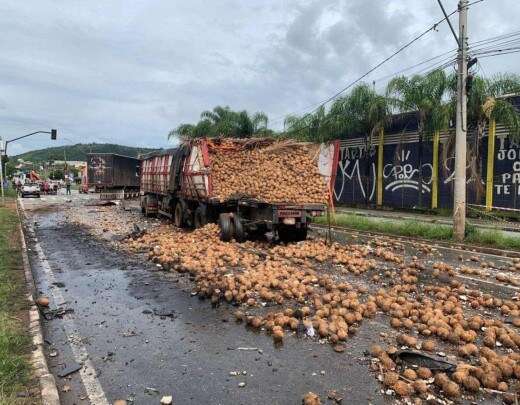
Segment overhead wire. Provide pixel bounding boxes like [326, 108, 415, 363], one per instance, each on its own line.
[274, 0, 492, 134]
[271, 1, 494, 127]
[268, 6, 463, 126]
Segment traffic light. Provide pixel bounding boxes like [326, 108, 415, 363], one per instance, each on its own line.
[51, 129, 57, 140]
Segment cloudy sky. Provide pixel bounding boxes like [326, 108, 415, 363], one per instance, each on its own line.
[1, 0, 519, 155]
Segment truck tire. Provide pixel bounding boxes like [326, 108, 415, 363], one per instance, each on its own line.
[194, 205, 208, 229]
[174, 202, 186, 228]
[278, 225, 308, 243]
[232, 215, 245, 242]
[219, 213, 234, 242]
[293, 226, 308, 242]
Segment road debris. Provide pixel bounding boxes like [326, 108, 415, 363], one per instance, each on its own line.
[302, 391, 321, 405]
[35, 296, 50, 307]
[160, 395, 173, 404]
[60, 192, 520, 403]
[57, 363, 82, 378]
[42, 307, 74, 320]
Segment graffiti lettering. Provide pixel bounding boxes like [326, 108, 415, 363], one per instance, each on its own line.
[383, 150, 432, 193]
[335, 145, 377, 202]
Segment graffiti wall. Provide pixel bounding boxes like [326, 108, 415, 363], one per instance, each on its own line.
[334, 130, 489, 210]
[333, 138, 376, 205]
[484, 128, 520, 210]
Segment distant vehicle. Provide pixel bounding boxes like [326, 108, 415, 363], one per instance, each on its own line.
[86, 153, 140, 194]
[20, 183, 40, 198]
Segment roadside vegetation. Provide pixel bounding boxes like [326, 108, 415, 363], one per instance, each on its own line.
[315, 213, 520, 251]
[167, 71, 520, 143]
[0, 201, 32, 404]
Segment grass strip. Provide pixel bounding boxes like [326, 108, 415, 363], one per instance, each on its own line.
[0, 201, 31, 403]
[315, 213, 520, 251]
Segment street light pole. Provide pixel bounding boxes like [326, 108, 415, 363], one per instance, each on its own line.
[0, 130, 57, 206]
[453, 0, 468, 241]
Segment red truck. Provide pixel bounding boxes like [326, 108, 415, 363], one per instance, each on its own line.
[139, 138, 339, 242]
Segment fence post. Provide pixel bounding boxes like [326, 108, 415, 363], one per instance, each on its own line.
[377, 128, 384, 206]
[431, 131, 440, 209]
[485, 118, 496, 211]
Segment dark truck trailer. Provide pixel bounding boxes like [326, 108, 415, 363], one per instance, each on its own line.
[139, 138, 339, 243]
[87, 153, 140, 192]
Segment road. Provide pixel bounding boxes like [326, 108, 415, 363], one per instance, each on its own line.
[19, 193, 518, 404]
[21, 194, 385, 405]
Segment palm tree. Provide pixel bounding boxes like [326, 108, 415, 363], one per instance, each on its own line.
[446, 73, 520, 203]
[386, 69, 451, 207]
[168, 106, 271, 140]
[284, 105, 331, 143]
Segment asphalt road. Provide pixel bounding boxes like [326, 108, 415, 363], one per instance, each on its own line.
[19, 193, 518, 405]
[21, 194, 387, 405]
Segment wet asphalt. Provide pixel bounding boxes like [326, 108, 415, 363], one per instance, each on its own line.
[23, 198, 387, 405]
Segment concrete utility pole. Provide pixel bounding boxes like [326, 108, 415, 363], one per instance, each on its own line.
[453, 0, 468, 241]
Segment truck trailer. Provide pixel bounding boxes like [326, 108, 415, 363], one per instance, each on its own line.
[86, 153, 140, 193]
[140, 138, 338, 242]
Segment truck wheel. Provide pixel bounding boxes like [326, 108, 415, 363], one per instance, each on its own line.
[194, 205, 208, 229]
[219, 213, 234, 242]
[233, 215, 245, 242]
[293, 226, 308, 242]
[278, 225, 296, 243]
[174, 202, 185, 228]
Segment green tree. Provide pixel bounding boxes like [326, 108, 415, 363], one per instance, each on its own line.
[168, 106, 271, 140]
[284, 106, 331, 143]
[386, 69, 451, 207]
[458, 73, 520, 141]
[284, 84, 389, 144]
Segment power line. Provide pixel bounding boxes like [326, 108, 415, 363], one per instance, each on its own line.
[271, 2, 491, 126]
[269, 6, 463, 125]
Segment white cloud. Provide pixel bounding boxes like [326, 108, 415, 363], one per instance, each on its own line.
[0, 0, 519, 153]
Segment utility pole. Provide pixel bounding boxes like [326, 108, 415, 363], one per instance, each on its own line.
[453, 0, 468, 241]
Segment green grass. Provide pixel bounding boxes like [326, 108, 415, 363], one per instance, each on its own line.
[316, 213, 520, 251]
[0, 201, 31, 403]
[1, 188, 18, 199]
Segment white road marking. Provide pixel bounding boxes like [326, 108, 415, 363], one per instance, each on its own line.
[29, 224, 109, 405]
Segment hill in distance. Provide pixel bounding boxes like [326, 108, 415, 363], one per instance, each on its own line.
[13, 143, 161, 163]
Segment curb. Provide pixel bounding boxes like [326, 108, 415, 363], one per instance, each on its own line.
[17, 201, 60, 405]
[311, 223, 520, 259]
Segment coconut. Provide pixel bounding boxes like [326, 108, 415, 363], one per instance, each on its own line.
[442, 381, 460, 398]
[302, 392, 321, 405]
[383, 372, 399, 387]
[497, 381, 509, 392]
[421, 340, 436, 352]
[402, 369, 417, 381]
[416, 367, 432, 379]
[393, 381, 413, 397]
[412, 380, 428, 395]
[35, 296, 50, 307]
[370, 345, 384, 357]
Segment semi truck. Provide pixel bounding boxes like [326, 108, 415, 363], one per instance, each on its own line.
[86, 153, 140, 194]
[140, 138, 339, 242]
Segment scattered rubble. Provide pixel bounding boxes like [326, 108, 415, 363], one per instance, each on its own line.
[65, 198, 520, 403]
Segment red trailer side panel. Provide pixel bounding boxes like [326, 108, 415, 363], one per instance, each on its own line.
[140, 153, 173, 195]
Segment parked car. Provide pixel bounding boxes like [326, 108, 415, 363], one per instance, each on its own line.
[20, 183, 41, 198]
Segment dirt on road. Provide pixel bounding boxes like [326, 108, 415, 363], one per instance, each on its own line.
[20, 193, 520, 404]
